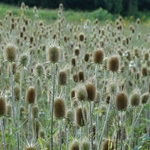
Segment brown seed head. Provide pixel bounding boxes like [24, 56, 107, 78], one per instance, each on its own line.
[20, 54, 28, 66]
[34, 63, 45, 77]
[26, 86, 36, 104]
[130, 92, 140, 106]
[32, 105, 39, 118]
[0, 97, 6, 117]
[6, 104, 12, 116]
[102, 139, 114, 150]
[14, 85, 20, 101]
[141, 65, 148, 76]
[78, 70, 84, 82]
[84, 53, 90, 62]
[54, 97, 66, 119]
[71, 57, 76, 66]
[108, 55, 119, 72]
[141, 93, 149, 104]
[93, 49, 104, 64]
[116, 92, 128, 111]
[69, 140, 80, 150]
[74, 47, 80, 56]
[76, 86, 87, 101]
[81, 141, 90, 150]
[79, 33, 85, 42]
[76, 107, 87, 127]
[85, 83, 96, 101]
[4, 43, 17, 62]
[66, 109, 74, 124]
[47, 46, 59, 63]
[58, 70, 67, 85]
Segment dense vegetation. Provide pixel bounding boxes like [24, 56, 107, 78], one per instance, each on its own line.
[1, 0, 150, 16]
[0, 2, 150, 150]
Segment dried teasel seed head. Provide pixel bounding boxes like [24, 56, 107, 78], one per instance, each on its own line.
[34, 63, 45, 77]
[6, 103, 12, 116]
[73, 74, 78, 83]
[84, 53, 90, 62]
[76, 85, 87, 101]
[19, 54, 29, 66]
[93, 49, 104, 64]
[66, 109, 74, 124]
[79, 33, 85, 42]
[78, 70, 84, 82]
[102, 139, 114, 150]
[69, 140, 80, 150]
[47, 46, 59, 63]
[81, 141, 90, 150]
[71, 57, 76, 66]
[107, 81, 117, 94]
[32, 105, 39, 118]
[108, 55, 119, 72]
[14, 85, 20, 101]
[58, 70, 67, 85]
[26, 86, 36, 104]
[54, 97, 66, 119]
[76, 107, 87, 127]
[70, 89, 76, 100]
[74, 47, 80, 56]
[141, 92, 149, 104]
[141, 65, 148, 76]
[130, 92, 140, 106]
[4, 43, 17, 62]
[85, 82, 96, 101]
[116, 92, 128, 111]
[0, 97, 6, 117]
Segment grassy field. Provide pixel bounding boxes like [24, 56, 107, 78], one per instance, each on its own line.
[0, 2, 150, 150]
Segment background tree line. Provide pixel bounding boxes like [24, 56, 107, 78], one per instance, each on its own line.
[1, 0, 150, 16]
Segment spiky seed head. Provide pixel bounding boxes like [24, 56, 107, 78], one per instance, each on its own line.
[130, 92, 140, 106]
[32, 105, 39, 118]
[20, 54, 28, 66]
[66, 109, 74, 124]
[76, 107, 87, 127]
[78, 70, 84, 82]
[34, 63, 45, 77]
[102, 139, 114, 150]
[4, 43, 17, 62]
[108, 55, 119, 72]
[47, 46, 59, 63]
[26, 86, 36, 104]
[141, 65, 148, 76]
[73, 74, 78, 83]
[93, 49, 104, 64]
[0, 97, 6, 117]
[106, 95, 110, 104]
[14, 85, 20, 101]
[58, 70, 67, 85]
[76, 85, 88, 101]
[71, 57, 76, 66]
[116, 92, 128, 111]
[6, 104, 12, 116]
[70, 89, 76, 99]
[84, 53, 90, 62]
[54, 97, 66, 119]
[107, 81, 117, 94]
[79, 33, 85, 42]
[25, 146, 37, 150]
[141, 93, 149, 104]
[85, 83, 96, 101]
[74, 47, 80, 56]
[81, 141, 90, 150]
[69, 140, 80, 150]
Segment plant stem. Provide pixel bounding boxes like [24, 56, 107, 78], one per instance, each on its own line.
[28, 104, 32, 142]
[1, 118, 6, 150]
[89, 102, 93, 150]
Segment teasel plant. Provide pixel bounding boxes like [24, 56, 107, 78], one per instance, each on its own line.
[46, 45, 59, 150]
[3, 43, 20, 150]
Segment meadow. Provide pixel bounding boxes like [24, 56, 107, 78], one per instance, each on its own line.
[0, 2, 150, 150]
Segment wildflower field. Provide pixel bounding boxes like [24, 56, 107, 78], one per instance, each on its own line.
[0, 2, 150, 150]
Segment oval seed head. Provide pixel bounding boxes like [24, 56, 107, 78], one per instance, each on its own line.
[54, 97, 66, 119]
[14, 85, 20, 101]
[19, 54, 29, 66]
[25, 146, 37, 150]
[141, 65, 148, 76]
[79, 33, 85, 42]
[66, 109, 74, 124]
[141, 93, 149, 104]
[71, 57, 76, 66]
[26, 86, 36, 104]
[69, 140, 80, 150]
[34, 63, 45, 77]
[74, 47, 80, 56]
[4, 43, 17, 62]
[70, 89, 76, 100]
[78, 70, 84, 82]
[108, 55, 119, 72]
[76, 107, 87, 127]
[0, 97, 6, 117]
[81, 141, 90, 150]
[58, 70, 67, 85]
[32, 105, 39, 118]
[102, 139, 114, 150]
[85, 82, 96, 101]
[47, 46, 59, 63]
[84, 53, 90, 62]
[116, 92, 128, 111]
[93, 49, 104, 64]
[107, 81, 117, 94]
[130, 92, 140, 106]
[76, 85, 88, 101]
